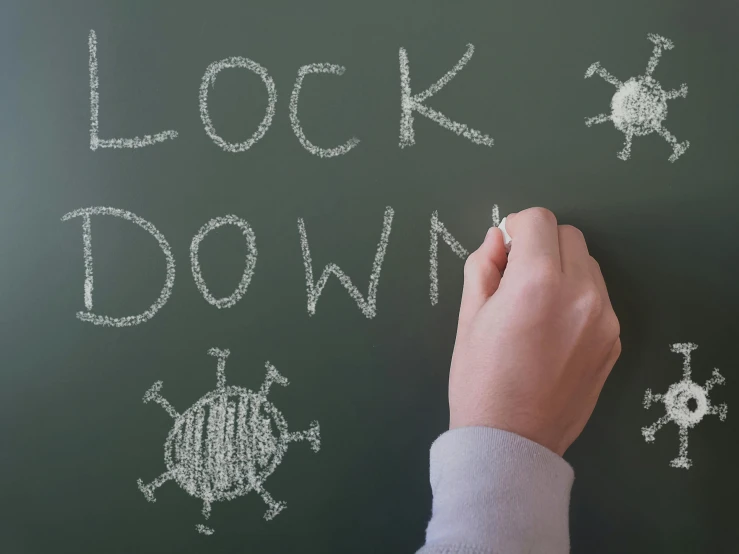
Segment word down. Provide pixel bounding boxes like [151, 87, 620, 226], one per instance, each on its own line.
[88, 30, 493, 153]
[61, 205, 500, 327]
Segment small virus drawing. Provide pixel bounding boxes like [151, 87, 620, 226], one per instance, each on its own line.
[137, 348, 321, 535]
[585, 33, 689, 162]
[642, 343, 728, 469]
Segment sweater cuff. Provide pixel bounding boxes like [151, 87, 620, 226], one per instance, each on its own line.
[423, 427, 574, 553]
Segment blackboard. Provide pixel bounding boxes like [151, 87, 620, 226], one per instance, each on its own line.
[2, 0, 738, 552]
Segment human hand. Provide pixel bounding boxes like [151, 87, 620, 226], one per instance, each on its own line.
[448, 208, 621, 456]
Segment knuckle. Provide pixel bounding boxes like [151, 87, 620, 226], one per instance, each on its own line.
[577, 285, 603, 317]
[604, 311, 621, 339]
[526, 207, 557, 226]
[613, 337, 623, 356]
[589, 256, 601, 271]
[560, 224, 585, 242]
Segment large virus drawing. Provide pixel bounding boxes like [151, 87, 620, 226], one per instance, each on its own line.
[642, 343, 727, 469]
[137, 348, 321, 535]
[585, 33, 689, 162]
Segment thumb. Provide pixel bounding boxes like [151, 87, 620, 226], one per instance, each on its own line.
[458, 227, 508, 330]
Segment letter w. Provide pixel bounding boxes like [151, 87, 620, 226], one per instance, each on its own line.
[298, 207, 394, 319]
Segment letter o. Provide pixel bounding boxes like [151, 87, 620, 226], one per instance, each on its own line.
[199, 56, 277, 152]
[190, 216, 258, 308]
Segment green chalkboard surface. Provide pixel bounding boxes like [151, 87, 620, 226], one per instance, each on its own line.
[2, 0, 739, 552]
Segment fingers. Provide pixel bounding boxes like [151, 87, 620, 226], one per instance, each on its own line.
[558, 225, 590, 276]
[504, 208, 561, 268]
[458, 227, 508, 330]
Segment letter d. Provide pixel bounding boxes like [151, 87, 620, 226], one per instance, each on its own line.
[61, 207, 175, 327]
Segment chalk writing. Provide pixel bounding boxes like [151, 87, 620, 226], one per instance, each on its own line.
[290, 64, 360, 157]
[585, 33, 689, 162]
[642, 343, 728, 469]
[61, 206, 511, 322]
[87, 31, 502, 154]
[399, 44, 494, 148]
[199, 57, 277, 152]
[137, 348, 320, 535]
[88, 30, 178, 150]
[61, 207, 176, 327]
[430, 206, 500, 305]
[190, 216, 258, 309]
[298, 207, 394, 318]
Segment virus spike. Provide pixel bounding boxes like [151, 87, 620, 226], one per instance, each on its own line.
[642, 414, 670, 442]
[289, 420, 321, 453]
[670, 342, 697, 378]
[585, 113, 611, 127]
[142, 381, 179, 418]
[259, 487, 287, 521]
[645, 33, 674, 76]
[704, 368, 726, 392]
[208, 348, 230, 391]
[196, 524, 214, 535]
[711, 403, 728, 421]
[643, 389, 663, 409]
[584, 62, 622, 87]
[669, 426, 692, 469]
[666, 83, 688, 100]
[260, 362, 289, 396]
[655, 124, 690, 163]
[616, 132, 633, 161]
[137, 472, 173, 502]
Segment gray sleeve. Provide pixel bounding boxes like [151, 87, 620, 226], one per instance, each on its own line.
[416, 427, 574, 554]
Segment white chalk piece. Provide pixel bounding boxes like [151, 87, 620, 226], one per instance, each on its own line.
[298, 207, 394, 318]
[88, 30, 178, 150]
[498, 216, 512, 253]
[642, 343, 728, 469]
[199, 57, 277, 152]
[61, 207, 176, 327]
[290, 63, 360, 157]
[430, 205, 501, 305]
[585, 33, 689, 162]
[399, 44, 494, 148]
[190, 216, 258, 309]
[137, 348, 320, 535]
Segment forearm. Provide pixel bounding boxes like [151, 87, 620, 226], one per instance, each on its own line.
[416, 427, 574, 554]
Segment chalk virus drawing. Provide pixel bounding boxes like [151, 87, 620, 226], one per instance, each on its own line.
[137, 348, 320, 535]
[584, 33, 689, 162]
[430, 205, 500, 305]
[642, 343, 728, 469]
[88, 30, 178, 150]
